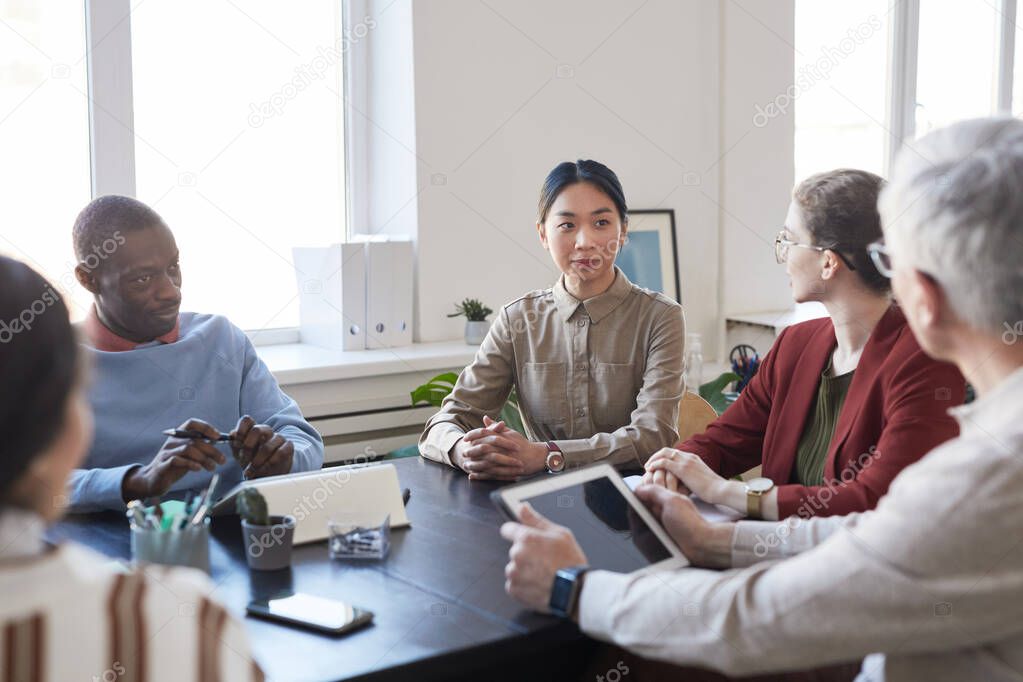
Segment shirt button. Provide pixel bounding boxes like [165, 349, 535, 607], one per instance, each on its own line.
[577, 320, 586, 327]
[576, 408, 585, 417]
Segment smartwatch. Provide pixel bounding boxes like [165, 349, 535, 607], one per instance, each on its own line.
[549, 565, 589, 618]
[545, 441, 566, 473]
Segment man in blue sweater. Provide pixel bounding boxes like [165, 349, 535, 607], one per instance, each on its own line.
[68, 196, 324, 511]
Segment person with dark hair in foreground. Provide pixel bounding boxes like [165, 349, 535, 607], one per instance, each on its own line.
[0, 256, 262, 680]
[419, 159, 685, 480]
[68, 195, 323, 511]
[502, 118, 1023, 681]
[641, 169, 964, 521]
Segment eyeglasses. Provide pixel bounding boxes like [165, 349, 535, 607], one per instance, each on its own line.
[774, 230, 857, 271]
[866, 240, 892, 278]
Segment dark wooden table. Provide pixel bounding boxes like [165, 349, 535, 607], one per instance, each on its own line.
[51, 457, 597, 682]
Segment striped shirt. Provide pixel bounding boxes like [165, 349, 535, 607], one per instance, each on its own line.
[0, 510, 263, 682]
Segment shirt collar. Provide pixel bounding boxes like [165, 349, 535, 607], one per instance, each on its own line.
[949, 364, 1023, 432]
[552, 266, 635, 324]
[84, 305, 180, 352]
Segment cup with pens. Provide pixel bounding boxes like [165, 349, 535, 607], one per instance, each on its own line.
[127, 473, 219, 574]
[729, 343, 761, 392]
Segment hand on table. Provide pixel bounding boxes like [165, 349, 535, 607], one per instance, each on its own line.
[642, 448, 728, 503]
[451, 415, 546, 481]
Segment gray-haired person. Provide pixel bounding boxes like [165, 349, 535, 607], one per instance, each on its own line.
[500, 117, 1023, 681]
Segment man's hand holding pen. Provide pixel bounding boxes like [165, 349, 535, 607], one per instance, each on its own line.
[121, 415, 295, 502]
[122, 418, 226, 502]
[230, 415, 295, 480]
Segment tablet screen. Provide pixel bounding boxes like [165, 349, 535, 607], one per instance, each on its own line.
[520, 476, 671, 573]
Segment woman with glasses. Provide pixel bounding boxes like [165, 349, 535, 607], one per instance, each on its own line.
[642, 169, 965, 520]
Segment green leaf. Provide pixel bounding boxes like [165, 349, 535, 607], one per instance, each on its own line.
[448, 298, 493, 321]
[698, 371, 741, 415]
[410, 372, 460, 406]
[499, 388, 525, 434]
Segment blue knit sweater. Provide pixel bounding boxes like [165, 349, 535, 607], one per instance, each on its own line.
[69, 313, 323, 511]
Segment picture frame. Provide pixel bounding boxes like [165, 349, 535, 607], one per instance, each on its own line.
[617, 209, 680, 302]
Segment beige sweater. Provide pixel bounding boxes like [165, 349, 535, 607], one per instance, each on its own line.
[579, 366, 1023, 681]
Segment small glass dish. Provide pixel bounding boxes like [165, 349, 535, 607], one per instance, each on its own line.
[327, 513, 391, 560]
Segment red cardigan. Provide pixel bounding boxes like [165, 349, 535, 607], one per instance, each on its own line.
[681, 306, 965, 518]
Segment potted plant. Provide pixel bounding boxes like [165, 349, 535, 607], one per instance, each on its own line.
[237, 488, 296, 571]
[448, 298, 493, 345]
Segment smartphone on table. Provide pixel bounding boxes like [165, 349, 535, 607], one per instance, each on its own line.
[246, 592, 373, 635]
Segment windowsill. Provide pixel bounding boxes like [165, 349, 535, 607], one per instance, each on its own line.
[257, 339, 478, 386]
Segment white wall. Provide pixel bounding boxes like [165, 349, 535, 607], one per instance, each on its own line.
[361, 0, 795, 359]
[718, 0, 795, 342]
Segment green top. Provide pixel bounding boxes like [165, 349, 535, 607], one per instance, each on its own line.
[794, 359, 855, 486]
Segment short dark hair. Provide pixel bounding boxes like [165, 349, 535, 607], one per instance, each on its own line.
[72, 195, 165, 264]
[0, 256, 80, 505]
[538, 160, 628, 225]
[793, 169, 889, 294]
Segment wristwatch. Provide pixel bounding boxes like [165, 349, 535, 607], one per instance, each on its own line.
[549, 565, 588, 618]
[545, 441, 566, 473]
[745, 477, 775, 519]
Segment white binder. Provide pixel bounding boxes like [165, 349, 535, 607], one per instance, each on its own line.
[360, 236, 414, 349]
[211, 463, 410, 546]
[292, 243, 366, 351]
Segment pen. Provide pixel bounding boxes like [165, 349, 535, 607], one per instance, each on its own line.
[126, 500, 145, 530]
[189, 473, 219, 526]
[162, 428, 232, 442]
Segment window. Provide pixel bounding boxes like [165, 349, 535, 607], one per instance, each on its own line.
[0, 0, 92, 318]
[915, 0, 1000, 136]
[796, 0, 1018, 180]
[130, 1, 347, 330]
[1, 0, 350, 332]
[793, 1, 890, 183]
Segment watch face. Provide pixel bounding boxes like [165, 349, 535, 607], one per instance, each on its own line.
[746, 477, 774, 493]
[546, 451, 565, 472]
[549, 573, 574, 614]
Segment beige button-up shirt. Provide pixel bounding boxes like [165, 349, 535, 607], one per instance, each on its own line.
[419, 267, 685, 470]
[579, 365, 1023, 681]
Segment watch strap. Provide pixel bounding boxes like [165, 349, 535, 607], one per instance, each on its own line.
[746, 489, 763, 518]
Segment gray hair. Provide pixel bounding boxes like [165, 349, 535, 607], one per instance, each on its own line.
[879, 117, 1023, 334]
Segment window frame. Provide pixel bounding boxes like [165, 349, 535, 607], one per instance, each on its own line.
[82, 0, 356, 343]
[800, 0, 1018, 178]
